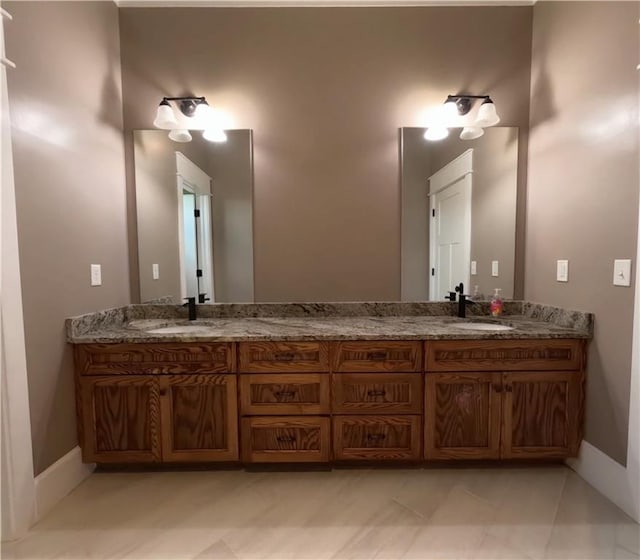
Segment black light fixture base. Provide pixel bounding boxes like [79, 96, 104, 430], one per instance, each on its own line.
[446, 94, 491, 116]
[162, 96, 207, 118]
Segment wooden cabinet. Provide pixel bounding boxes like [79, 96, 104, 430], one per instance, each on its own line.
[333, 373, 422, 414]
[79, 376, 162, 463]
[75, 336, 586, 467]
[160, 375, 238, 462]
[76, 344, 238, 464]
[332, 341, 422, 372]
[333, 415, 422, 461]
[240, 374, 330, 416]
[424, 340, 585, 460]
[502, 371, 581, 459]
[425, 373, 501, 460]
[241, 417, 330, 463]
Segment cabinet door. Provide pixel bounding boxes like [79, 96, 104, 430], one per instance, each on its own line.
[160, 375, 238, 462]
[502, 371, 581, 459]
[79, 376, 161, 463]
[425, 373, 501, 460]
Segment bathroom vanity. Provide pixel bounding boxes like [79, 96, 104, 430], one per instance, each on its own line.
[68, 302, 591, 467]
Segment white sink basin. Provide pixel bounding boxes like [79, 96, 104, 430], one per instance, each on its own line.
[146, 325, 210, 334]
[455, 323, 515, 332]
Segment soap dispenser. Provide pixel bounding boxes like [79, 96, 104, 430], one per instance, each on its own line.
[490, 288, 503, 317]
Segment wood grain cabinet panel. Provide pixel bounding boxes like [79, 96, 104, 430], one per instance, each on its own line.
[239, 342, 329, 373]
[333, 415, 421, 460]
[160, 375, 238, 462]
[502, 371, 581, 459]
[75, 343, 235, 375]
[240, 374, 330, 415]
[241, 417, 330, 463]
[426, 339, 584, 372]
[333, 373, 422, 414]
[79, 376, 161, 463]
[425, 373, 501, 460]
[331, 341, 422, 373]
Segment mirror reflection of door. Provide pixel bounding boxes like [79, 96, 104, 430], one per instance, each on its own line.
[181, 187, 199, 298]
[429, 150, 472, 300]
[176, 152, 215, 302]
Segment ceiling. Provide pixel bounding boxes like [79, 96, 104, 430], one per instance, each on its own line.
[116, 0, 535, 7]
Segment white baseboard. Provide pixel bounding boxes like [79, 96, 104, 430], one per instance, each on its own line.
[34, 446, 95, 521]
[567, 441, 638, 522]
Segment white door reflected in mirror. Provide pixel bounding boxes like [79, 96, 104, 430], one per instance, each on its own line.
[176, 152, 215, 302]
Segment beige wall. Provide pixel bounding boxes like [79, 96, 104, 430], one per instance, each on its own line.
[119, 6, 533, 302]
[5, 1, 129, 474]
[527, 2, 639, 465]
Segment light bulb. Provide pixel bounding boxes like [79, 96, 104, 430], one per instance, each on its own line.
[460, 126, 484, 140]
[203, 128, 227, 143]
[168, 129, 192, 143]
[423, 126, 449, 141]
[153, 100, 178, 129]
[194, 101, 214, 127]
[475, 99, 500, 127]
[441, 99, 459, 123]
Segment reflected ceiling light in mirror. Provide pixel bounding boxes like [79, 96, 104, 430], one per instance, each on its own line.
[202, 128, 227, 143]
[423, 126, 449, 141]
[459, 126, 484, 140]
[168, 129, 192, 143]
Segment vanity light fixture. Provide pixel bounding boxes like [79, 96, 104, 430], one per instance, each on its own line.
[424, 94, 501, 142]
[153, 96, 227, 143]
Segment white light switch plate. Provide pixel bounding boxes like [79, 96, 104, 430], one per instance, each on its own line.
[152, 263, 160, 280]
[557, 260, 569, 282]
[491, 261, 499, 277]
[471, 261, 477, 275]
[90, 264, 102, 286]
[613, 259, 632, 287]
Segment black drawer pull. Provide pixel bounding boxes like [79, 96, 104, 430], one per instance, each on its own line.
[276, 436, 297, 443]
[367, 352, 387, 361]
[367, 390, 386, 397]
[274, 352, 296, 361]
[275, 390, 297, 398]
[366, 433, 386, 442]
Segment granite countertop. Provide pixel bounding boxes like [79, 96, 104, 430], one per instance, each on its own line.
[66, 301, 593, 344]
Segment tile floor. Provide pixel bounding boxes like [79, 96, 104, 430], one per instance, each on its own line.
[2, 466, 639, 559]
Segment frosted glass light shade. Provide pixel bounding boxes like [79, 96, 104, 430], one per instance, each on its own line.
[441, 99, 459, 122]
[460, 126, 484, 140]
[475, 99, 500, 127]
[168, 129, 192, 143]
[203, 128, 227, 143]
[194, 101, 214, 127]
[424, 126, 449, 141]
[153, 100, 178, 129]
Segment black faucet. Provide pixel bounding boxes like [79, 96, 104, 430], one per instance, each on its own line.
[183, 297, 197, 321]
[454, 282, 475, 318]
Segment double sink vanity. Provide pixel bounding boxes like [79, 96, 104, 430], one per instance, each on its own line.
[67, 301, 592, 467]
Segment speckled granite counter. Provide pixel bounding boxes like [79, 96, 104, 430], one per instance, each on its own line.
[66, 301, 593, 343]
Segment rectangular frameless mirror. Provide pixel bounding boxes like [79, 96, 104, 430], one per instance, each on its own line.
[133, 129, 254, 303]
[400, 127, 519, 302]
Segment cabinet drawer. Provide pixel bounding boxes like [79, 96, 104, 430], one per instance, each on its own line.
[241, 417, 330, 462]
[239, 342, 329, 373]
[333, 415, 421, 460]
[426, 339, 584, 372]
[333, 374, 423, 414]
[240, 374, 330, 415]
[331, 341, 422, 373]
[75, 343, 235, 375]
